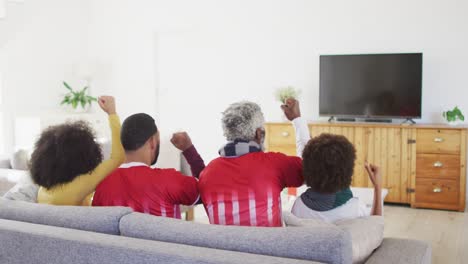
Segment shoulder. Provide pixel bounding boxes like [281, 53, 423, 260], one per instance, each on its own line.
[153, 168, 179, 176]
[265, 151, 300, 160]
[323, 198, 363, 221]
[203, 157, 228, 171]
[291, 197, 328, 221]
[263, 152, 302, 166]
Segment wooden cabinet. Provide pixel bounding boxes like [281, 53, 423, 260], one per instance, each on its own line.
[413, 128, 466, 211]
[265, 122, 467, 211]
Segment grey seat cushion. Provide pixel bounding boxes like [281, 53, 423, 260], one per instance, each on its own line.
[0, 198, 132, 235]
[0, 179, 15, 196]
[0, 219, 318, 264]
[120, 212, 352, 264]
[365, 238, 432, 264]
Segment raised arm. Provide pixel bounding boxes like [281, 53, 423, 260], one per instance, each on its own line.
[67, 96, 125, 202]
[365, 162, 383, 216]
[171, 132, 206, 178]
[281, 98, 310, 157]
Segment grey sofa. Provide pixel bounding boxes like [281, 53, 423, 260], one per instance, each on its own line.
[0, 198, 431, 264]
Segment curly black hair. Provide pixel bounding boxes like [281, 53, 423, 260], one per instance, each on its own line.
[302, 133, 356, 193]
[30, 121, 103, 189]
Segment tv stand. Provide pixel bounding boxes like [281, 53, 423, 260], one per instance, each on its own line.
[328, 116, 357, 122]
[337, 117, 356, 122]
[265, 122, 467, 212]
[364, 119, 392, 123]
[402, 118, 416, 124]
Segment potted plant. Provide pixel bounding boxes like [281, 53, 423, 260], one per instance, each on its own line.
[60, 81, 97, 113]
[443, 106, 465, 125]
[275, 86, 301, 104]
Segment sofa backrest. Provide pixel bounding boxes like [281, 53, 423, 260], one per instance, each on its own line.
[0, 198, 132, 235]
[120, 212, 353, 264]
[0, 219, 317, 264]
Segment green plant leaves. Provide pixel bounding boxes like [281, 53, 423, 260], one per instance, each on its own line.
[61, 81, 98, 109]
[443, 106, 465, 122]
[275, 86, 301, 103]
[63, 81, 73, 92]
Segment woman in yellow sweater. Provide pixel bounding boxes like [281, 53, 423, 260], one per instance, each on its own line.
[31, 96, 125, 206]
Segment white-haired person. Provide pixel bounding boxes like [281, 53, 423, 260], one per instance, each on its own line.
[198, 101, 304, 227]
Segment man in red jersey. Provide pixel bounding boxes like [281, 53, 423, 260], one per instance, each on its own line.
[93, 113, 205, 219]
[199, 101, 304, 227]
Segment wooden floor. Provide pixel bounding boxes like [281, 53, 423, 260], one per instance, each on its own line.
[384, 205, 468, 264]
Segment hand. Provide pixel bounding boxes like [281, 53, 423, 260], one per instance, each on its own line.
[98, 96, 116, 115]
[171, 132, 193, 151]
[280, 98, 301, 121]
[365, 162, 382, 189]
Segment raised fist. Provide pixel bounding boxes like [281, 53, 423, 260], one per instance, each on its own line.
[170, 132, 193, 151]
[280, 98, 301, 121]
[98, 96, 116, 115]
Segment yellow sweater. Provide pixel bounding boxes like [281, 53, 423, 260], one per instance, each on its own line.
[37, 114, 125, 206]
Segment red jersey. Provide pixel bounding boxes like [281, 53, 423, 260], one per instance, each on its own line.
[199, 152, 303, 227]
[93, 162, 199, 219]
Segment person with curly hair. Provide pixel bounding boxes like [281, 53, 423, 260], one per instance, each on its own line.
[31, 96, 125, 206]
[281, 98, 382, 222]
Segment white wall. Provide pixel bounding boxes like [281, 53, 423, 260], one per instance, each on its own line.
[1, 0, 466, 207]
[1, 0, 467, 163]
[151, 0, 468, 164]
[0, 0, 5, 19]
[86, 0, 468, 209]
[0, 0, 92, 154]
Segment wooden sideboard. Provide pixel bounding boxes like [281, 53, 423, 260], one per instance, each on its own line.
[265, 122, 467, 212]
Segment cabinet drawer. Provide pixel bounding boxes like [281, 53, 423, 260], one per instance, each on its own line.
[415, 178, 459, 205]
[416, 129, 461, 154]
[416, 154, 460, 180]
[267, 125, 295, 146]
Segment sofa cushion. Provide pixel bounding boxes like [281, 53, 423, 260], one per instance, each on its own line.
[120, 212, 352, 264]
[10, 149, 31, 170]
[0, 198, 132, 235]
[0, 169, 29, 196]
[283, 212, 384, 264]
[335, 217, 384, 264]
[365, 238, 431, 264]
[0, 178, 16, 196]
[3, 183, 39, 202]
[0, 219, 317, 264]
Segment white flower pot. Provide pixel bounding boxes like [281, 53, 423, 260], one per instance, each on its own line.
[447, 120, 462, 126]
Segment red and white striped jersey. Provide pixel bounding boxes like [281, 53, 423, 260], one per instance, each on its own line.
[93, 162, 199, 219]
[199, 152, 303, 227]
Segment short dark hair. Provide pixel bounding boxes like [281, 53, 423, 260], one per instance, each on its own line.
[121, 113, 158, 151]
[302, 133, 356, 193]
[30, 121, 103, 189]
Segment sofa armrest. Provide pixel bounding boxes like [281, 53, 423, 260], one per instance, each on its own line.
[0, 156, 12, 169]
[365, 238, 431, 264]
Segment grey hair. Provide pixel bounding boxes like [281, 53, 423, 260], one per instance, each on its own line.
[222, 101, 265, 141]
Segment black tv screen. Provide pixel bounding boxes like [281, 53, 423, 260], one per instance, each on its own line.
[319, 53, 422, 119]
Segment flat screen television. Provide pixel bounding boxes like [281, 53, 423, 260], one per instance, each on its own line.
[319, 53, 422, 120]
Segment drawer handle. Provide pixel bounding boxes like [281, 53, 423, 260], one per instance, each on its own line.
[434, 137, 444, 143]
[281, 132, 290, 137]
[433, 187, 442, 193]
[433, 161, 443, 168]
